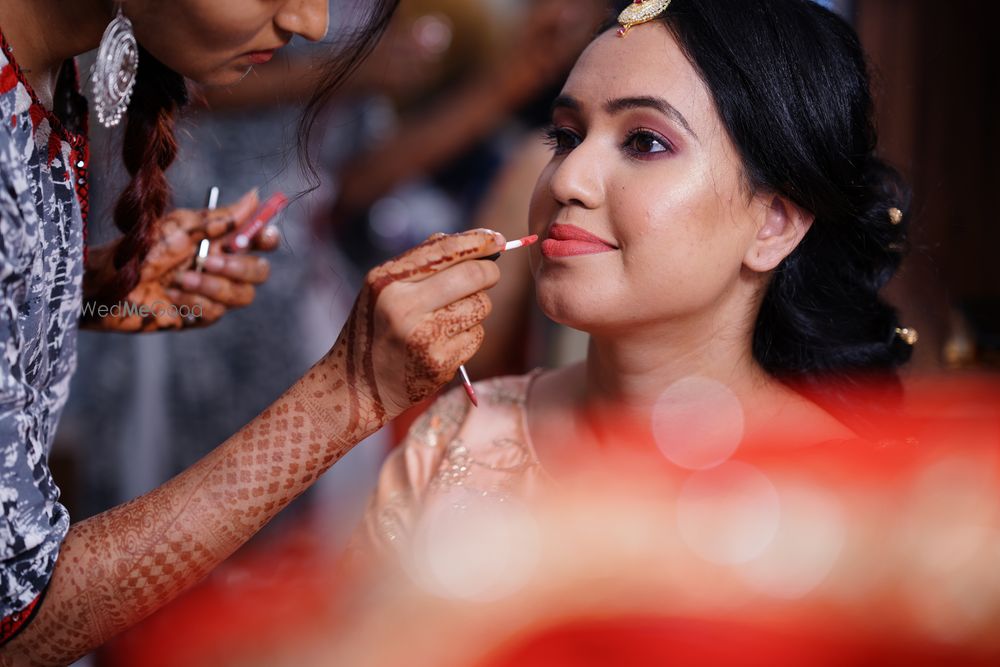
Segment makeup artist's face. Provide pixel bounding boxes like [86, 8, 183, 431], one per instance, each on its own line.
[528, 24, 762, 336]
[127, 0, 329, 85]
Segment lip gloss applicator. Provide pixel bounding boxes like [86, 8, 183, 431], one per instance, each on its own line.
[224, 192, 289, 253]
[194, 187, 221, 271]
[458, 234, 539, 407]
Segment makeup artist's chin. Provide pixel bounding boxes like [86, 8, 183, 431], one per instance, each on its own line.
[189, 64, 251, 87]
[197, 59, 267, 86]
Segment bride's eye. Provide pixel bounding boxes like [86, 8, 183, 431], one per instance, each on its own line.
[624, 129, 673, 157]
[543, 126, 582, 155]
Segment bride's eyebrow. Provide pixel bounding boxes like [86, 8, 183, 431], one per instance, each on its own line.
[550, 94, 700, 144]
[551, 95, 581, 114]
[606, 96, 700, 143]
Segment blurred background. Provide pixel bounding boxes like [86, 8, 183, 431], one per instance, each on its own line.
[48, 0, 1000, 664]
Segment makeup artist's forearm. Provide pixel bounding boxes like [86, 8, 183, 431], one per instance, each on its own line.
[0, 355, 380, 667]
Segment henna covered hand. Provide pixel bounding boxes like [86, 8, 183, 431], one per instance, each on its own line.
[82, 189, 279, 332]
[306, 229, 506, 437]
[0, 231, 502, 666]
[0, 230, 504, 666]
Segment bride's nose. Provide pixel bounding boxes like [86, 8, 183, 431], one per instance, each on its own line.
[548, 139, 605, 210]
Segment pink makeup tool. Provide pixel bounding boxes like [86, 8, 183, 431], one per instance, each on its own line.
[224, 192, 288, 253]
[458, 234, 539, 407]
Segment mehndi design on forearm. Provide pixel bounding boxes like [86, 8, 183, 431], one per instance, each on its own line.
[2, 230, 501, 666]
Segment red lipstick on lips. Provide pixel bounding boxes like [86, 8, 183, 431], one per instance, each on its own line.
[542, 224, 618, 258]
[247, 50, 275, 65]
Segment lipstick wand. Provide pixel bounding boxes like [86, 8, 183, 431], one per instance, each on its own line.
[458, 234, 539, 407]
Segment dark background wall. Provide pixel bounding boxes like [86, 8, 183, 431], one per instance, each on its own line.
[858, 0, 1000, 370]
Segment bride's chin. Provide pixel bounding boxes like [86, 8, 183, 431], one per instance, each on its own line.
[536, 294, 601, 333]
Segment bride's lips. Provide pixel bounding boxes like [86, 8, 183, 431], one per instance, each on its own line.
[542, 224, 618, 258]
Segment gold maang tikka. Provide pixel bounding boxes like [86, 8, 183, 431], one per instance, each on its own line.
[617, 0, 673, 37]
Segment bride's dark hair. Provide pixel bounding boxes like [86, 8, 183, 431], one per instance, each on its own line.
[612, 0, 912, 427]
[100, 0, 398, 303]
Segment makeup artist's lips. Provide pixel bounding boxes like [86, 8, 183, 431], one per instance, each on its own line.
[246, 49, 277, 65]
[542, 224, 618, 258]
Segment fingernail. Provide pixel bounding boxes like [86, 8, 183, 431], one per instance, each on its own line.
[243, 187, 259, 202]
[474, 228, 504, 243]
[204, 256, 225, 271]
[181, 272, 201, 290]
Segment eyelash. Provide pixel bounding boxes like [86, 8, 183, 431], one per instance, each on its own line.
[542, 126, 580, 154]
[542, 125, 674, 159]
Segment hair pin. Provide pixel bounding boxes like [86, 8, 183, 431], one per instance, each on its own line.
[895, 327, 919, 346]
[617, 0, 673, 37]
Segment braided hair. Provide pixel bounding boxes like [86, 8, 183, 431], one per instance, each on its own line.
[102, 46, 186, 302]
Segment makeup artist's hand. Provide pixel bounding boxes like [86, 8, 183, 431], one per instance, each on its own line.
[84, 190, 280, 332]
[311, 229, 506, 428]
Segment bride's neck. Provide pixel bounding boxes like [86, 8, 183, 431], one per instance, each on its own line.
[583, 315, 767, 414]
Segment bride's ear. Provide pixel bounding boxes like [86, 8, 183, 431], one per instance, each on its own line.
[743, 194, 814, 273]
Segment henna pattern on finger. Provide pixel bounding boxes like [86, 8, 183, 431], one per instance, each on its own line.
[313, 231, 501, 422]
[445, 324, 486, 371]
[409, 293, 491, 346]
[402, 292, 491, 402]
[367, 232, 497, 294]
[404, 324, 487, 402]
[200, 208, 239, 238]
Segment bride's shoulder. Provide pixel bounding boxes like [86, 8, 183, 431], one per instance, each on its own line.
[743, 382, 861, 450]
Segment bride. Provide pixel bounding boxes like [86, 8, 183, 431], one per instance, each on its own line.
[355, 0, 914, 553]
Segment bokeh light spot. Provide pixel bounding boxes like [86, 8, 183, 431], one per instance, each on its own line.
[408, 495, 540, 602]
[651, 376, 744, 470]
[738, 482, 846, 599]
[677, 462, 780, 565]
[412, 14, 454, 57]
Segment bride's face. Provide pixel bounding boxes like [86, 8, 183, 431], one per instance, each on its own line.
[528, 23, 765, 335]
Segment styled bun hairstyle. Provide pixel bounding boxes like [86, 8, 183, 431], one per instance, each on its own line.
[631, 0, 912, 424]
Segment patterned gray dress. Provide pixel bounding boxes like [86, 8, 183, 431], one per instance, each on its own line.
[0, 39, 87, 623]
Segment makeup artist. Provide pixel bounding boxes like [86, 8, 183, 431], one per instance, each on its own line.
[0, 1, 506, 664]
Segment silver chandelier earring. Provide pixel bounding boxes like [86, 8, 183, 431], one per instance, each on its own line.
[91, 4, 139, 128]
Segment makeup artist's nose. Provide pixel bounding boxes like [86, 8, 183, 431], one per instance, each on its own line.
[275, 0, 330, 42]
[548, 141, 604, 209]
